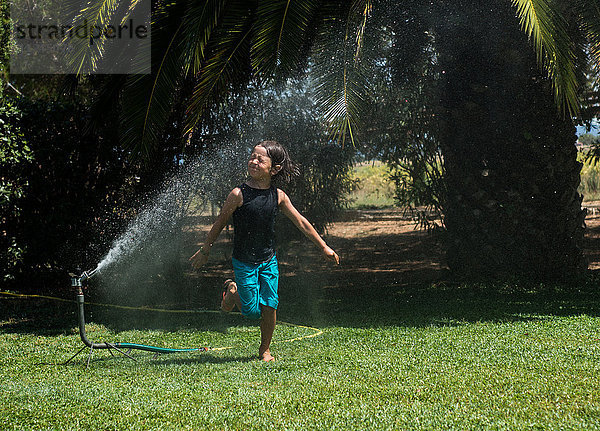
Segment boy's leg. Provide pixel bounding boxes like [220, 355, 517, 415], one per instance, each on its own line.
[259, 305, 276, 362]
[257, 255, 279, 361]
[232, 258, 262, 320]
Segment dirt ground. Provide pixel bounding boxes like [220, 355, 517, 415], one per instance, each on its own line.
[585, 214, 600, 271]
[188, 206, 600, 297]
[325, 208, 600, 273]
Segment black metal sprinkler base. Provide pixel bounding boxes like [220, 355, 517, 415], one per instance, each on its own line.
[63, 341, 138, 368]
[66, 272, 137, 368]
[67, 270, 207, 368]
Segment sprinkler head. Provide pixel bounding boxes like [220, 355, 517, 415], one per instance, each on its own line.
[70, 273, 82, 286]
[68, 267, 100, 294]
[79, 268, 99, 282]
[69, 272, 84, 295]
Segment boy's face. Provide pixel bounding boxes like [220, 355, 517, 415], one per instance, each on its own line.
[248, 145, 273, 179]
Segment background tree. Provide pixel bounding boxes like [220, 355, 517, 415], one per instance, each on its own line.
[358, 2, 446, 228]
[67, 0, 600, 282]
[579, 134, 600, 147]
[0, 2, 32, 282]
[0, 0, 9, 97]
[354, 1, 590, 279]
[0, 2, 153, 287]
[432, 1, 586, 280]
[0, 102, 32, 282]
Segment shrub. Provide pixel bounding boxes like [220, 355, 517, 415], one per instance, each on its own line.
[2, 98, 142, 289]
[579, 151, 600, 201]
[0, 102, 33, 281]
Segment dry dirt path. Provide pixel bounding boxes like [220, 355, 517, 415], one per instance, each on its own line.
[324, 209, 600, 274]
[186, 208, 599, 303]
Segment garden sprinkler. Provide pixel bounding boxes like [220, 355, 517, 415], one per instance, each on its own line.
[78, 268, 99, 283]
[66, 267, 137, 367]
[66, 267, 207, 368]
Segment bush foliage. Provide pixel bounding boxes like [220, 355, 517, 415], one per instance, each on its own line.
[0, 102, 33, 281]
[0, 98, 142, 287]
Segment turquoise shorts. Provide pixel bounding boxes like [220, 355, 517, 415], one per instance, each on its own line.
[232, 255, 279, 320]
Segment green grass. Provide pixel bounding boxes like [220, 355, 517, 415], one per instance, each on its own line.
[348, 161, 396, 209]
[580, 156, 600, 202]
[349, 157, 600, 206]
[577, 149, 600, 202]
[2, 280, 600, 430]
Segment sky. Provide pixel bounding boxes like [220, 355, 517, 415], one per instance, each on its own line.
[577, 119, 600, 136]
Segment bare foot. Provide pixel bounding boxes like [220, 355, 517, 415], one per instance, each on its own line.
[220, 279, 237, 312]
[259, 350, 275, 362]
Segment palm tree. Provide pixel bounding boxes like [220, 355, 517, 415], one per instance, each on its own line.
[68, 0, 599, 279]
[432, 0, 587, 279]
[69, 1, 599, 148]
[66, 0, 373, 155]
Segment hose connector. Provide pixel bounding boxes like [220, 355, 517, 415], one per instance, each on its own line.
[69, 273, 83, 295]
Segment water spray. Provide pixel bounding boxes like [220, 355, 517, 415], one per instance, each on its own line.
[66, 268, 207, 368]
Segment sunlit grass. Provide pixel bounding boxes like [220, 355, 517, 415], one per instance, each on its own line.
[578, 151, 600, 202]
[348, 161, 396, 209]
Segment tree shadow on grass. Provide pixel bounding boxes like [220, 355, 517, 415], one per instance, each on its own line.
[3, 218, 599, 335]
[277, 268, 600, 329]
[274, 218, 600, 329]
[2, 271, 599, 337]
[0, 293, 252, 337]
[88, 306, 249, 334]
[0, 297, 77, 335]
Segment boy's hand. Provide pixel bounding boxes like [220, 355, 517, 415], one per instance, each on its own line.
[322, 246, 340, 265]
[189, 249, 209, 269]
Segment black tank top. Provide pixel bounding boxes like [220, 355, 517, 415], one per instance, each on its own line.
[232, 183, 278, 264]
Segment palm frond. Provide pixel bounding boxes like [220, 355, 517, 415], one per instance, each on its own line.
[353, 0, 372, 62]
[312, 0, 372, 146]
[83, 75, 127, 136]
[251, 0, 319, 78]
[512, 0, 580, 117]
[180, 0, 228, 76]
[116, 1, 229, 160]
[120, 0, 145, 26]
[62, 0, 120, 74]
[184, 2, 255, 136]
[118, 2, 188, 160]
[576, 0, 600, 84]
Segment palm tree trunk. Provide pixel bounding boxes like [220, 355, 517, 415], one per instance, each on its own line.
[434, 1, 587, 280]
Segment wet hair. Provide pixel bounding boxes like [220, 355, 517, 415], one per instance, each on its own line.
[256, 140, 299, 184]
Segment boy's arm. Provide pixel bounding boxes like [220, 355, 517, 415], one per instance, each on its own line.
[189, 188, 242, 269]
[278, 189, 340, 265]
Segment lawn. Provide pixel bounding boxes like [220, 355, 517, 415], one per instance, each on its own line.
[2, 276, 600, 430]
[348, 161, 396, 209]
[2, 214, 600, 430]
